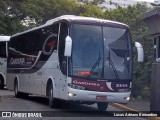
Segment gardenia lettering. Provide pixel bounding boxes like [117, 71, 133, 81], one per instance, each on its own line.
[73, 80, 100, 86]
[10, 58, 25, 65]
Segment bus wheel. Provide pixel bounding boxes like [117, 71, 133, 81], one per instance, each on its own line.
[0, 77, 4, 89]
[14, 80, 22, 98]
[97, 102, 108, 111]
[14, 81, 20, 98]
[48, 83, 60, 108]
[14, 81, 29, 98]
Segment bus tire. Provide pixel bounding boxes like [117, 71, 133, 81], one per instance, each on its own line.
[14, 80, 21, 98]
[97, 102, 108, 111]
[14, 80, 29, 98]
[48, 83, 60, 108]
[0, 76, 4, 89]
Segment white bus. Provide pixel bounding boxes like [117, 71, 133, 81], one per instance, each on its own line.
[6, 15, 144, 111]
[0, 36, 10, 89]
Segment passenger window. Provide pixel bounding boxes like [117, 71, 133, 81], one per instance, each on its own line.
[42, 24, 59, 55]
[0, 42, 7, 58]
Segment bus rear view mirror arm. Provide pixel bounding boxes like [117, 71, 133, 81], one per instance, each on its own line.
[135, 42, 144, 62]
[64, 36, 72, 57]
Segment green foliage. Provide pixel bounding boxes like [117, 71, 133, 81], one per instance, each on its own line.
[79, 4, 104, 18]
[0, 0, 27, 35]
[20, 0, 105, 26]
[21, 0, 80, 25]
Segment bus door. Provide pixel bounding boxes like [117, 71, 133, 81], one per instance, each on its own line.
[59, 22, 68, 99]
[41, 23, 60, 96]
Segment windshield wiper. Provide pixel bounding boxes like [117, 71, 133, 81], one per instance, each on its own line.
[108, 49, 119, 80]
[89, 53, 101, 76]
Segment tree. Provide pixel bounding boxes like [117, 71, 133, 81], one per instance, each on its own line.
[0, 0, 104, 34]
[21, 0, 80, 25]
[79, 4, 103, 18]
[21, 0, 104, 26]
[0, 0, 27, 35]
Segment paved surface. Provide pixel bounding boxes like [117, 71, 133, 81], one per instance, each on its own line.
[0, 89, 148, 120]
[125, 100, 150, 112]
[0, 89, 14, 97]
[0, 89, 150, 111]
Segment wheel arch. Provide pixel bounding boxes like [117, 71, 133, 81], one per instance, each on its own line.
[0, 72, 6, 82]
[0, 72, 5, 89]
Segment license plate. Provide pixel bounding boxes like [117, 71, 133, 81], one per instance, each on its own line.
[96, 95, 107, 100]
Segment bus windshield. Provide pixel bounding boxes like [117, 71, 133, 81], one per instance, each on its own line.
[69, 24, 132, 80]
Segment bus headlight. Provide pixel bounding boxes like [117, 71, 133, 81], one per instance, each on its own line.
[124, 96, 130, 101]
[68, 92, 76, 97]
[68, 83, 85, 90]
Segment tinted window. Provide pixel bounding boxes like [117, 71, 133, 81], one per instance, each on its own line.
[0, 42, 7, 58]
[9, 24, 59, 56]
[41, 24, 59, 55]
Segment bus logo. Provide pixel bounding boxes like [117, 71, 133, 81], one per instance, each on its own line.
[10, 58, 25, 65]
[73, 80, 100, 87]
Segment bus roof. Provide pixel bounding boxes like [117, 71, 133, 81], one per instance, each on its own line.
[11, 15, 128, 38]
[0, 36, 10, 42]
[45, 15, 128, 27]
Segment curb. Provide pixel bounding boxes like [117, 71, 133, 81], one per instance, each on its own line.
[111, 103, 139, 112]
[111, 103, 160, 120]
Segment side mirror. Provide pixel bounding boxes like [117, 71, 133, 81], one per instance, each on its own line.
[64, 36, 72, 57]
[135, 42, 144, 62]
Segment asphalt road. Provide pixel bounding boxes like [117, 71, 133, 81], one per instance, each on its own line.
[0, 89, 146, 120]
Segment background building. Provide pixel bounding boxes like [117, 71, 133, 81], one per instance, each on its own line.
[98, 0, 152, 11]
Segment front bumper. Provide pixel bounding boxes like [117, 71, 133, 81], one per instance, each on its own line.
[65, 87, 131, 104]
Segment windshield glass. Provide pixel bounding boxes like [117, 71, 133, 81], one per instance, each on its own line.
[103, 26, 132, 80]
[69, 24, 132, 80]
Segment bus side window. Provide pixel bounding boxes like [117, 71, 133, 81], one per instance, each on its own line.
[42, 24, 59, 55]
[0, 42, 7, 58]
[58, 22, 68, 76]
